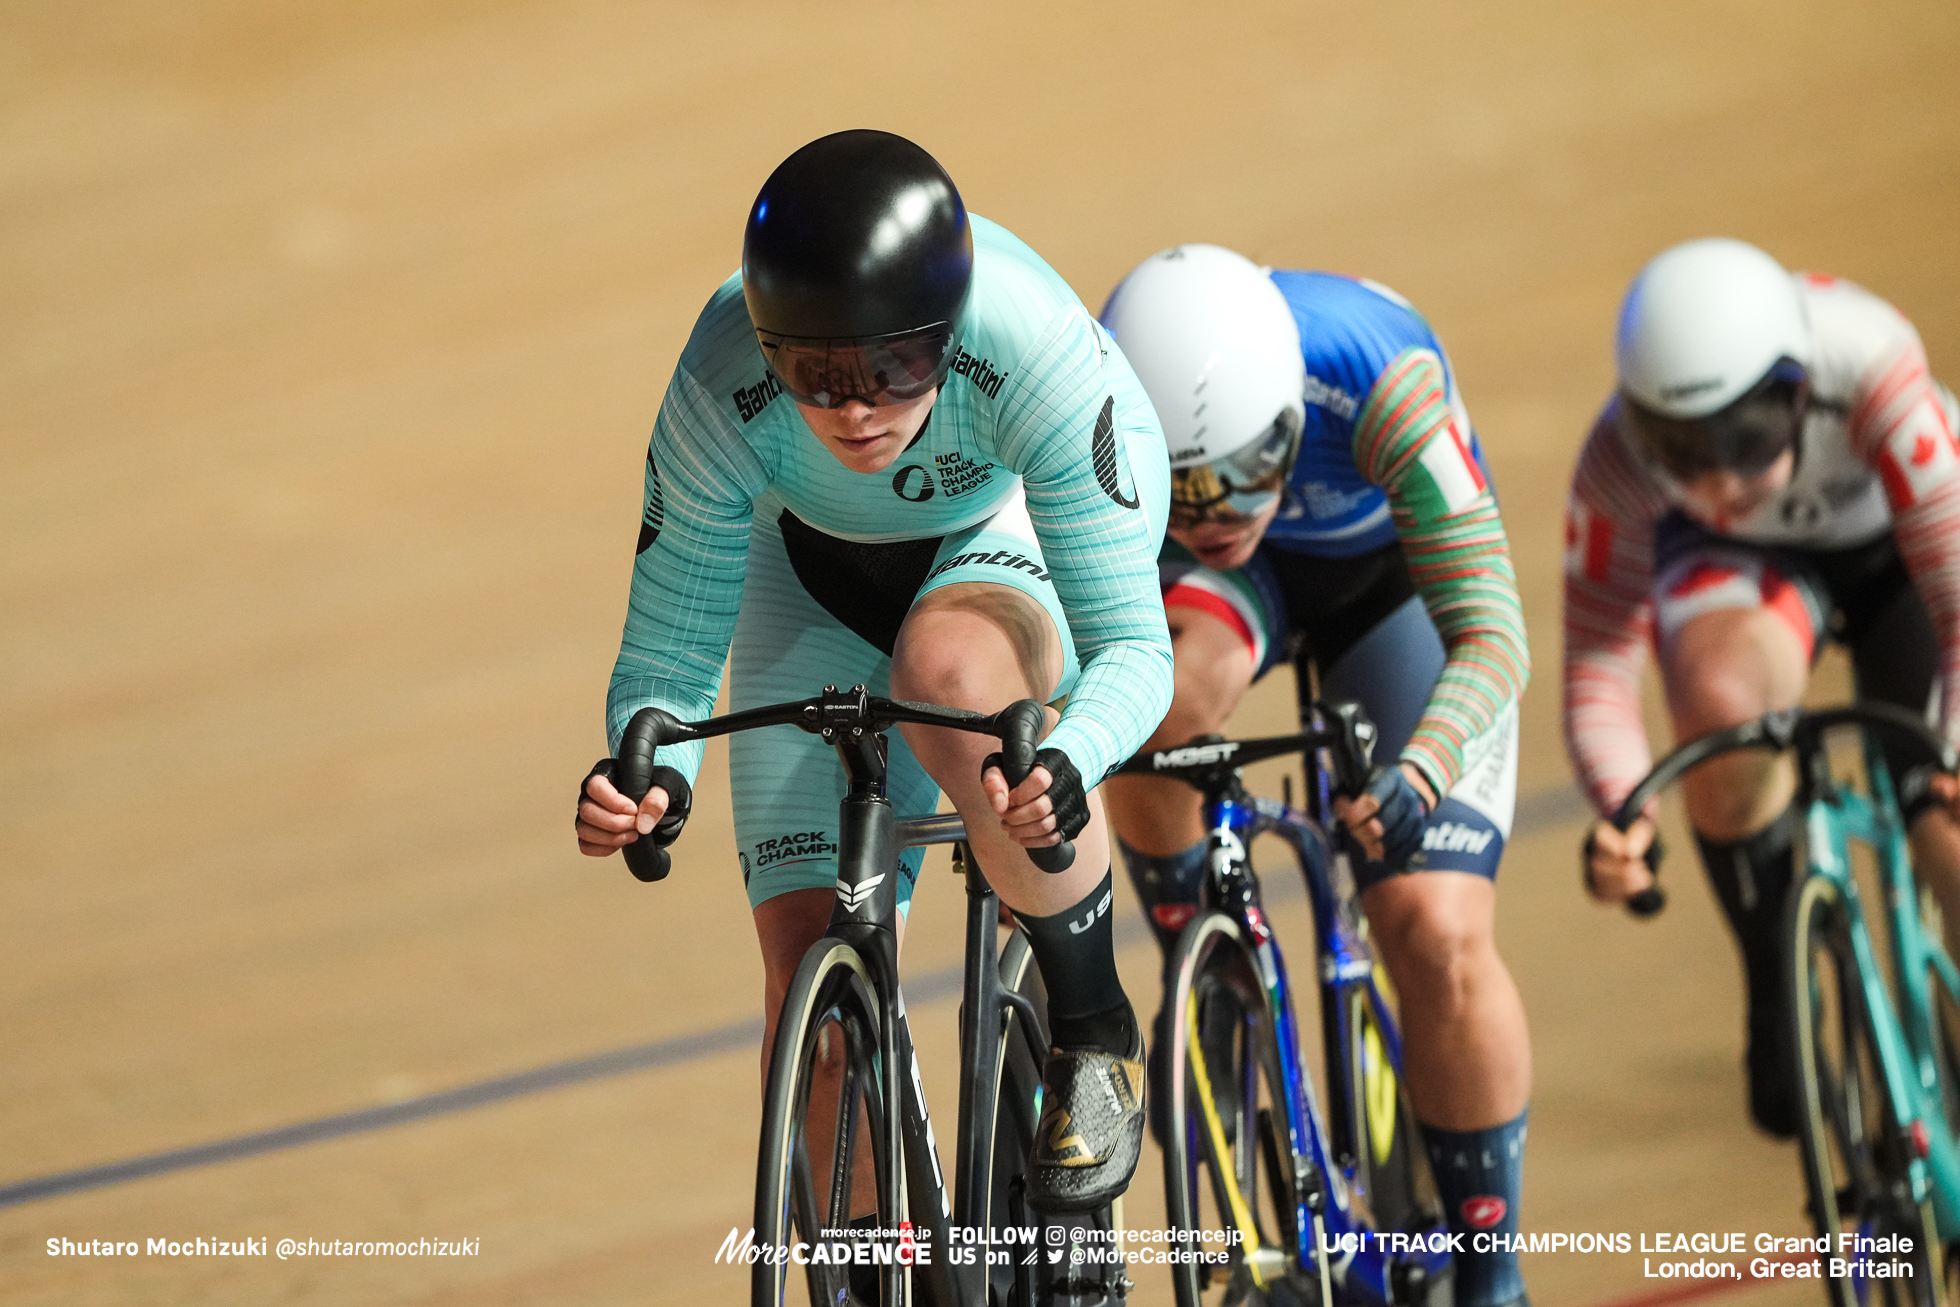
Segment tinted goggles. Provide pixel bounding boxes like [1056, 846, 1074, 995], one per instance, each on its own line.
[754, 323, 957, 409]
[1622, 358, 1810, 481]
[1168, 407, 1304, 529]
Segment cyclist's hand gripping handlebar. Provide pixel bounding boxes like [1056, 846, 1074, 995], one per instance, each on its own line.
[984, 698, 1081, 874]
[1590, 818, 1666, 919]
[1316, 700, 1424, 868]
[608, 707, 694, 883]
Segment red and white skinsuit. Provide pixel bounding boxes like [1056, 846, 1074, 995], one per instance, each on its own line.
[1563, 272, 1960, 815]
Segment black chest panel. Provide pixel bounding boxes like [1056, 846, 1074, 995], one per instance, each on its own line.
[779, 510, 946, 656]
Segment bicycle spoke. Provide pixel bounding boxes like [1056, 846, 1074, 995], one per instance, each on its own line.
[828, 1043, 861, 1231]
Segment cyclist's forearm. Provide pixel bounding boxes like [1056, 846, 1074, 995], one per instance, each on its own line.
[1560, 419, 1671, 813]
[1046, 636, 1176, 784]
[1395, 512, 1529, 796]
[1892, 483, 1960, 745]
[1564, 637, 1654, 816]
[603, 412, 758, 771]
[1003, 315, 1176, 784]
[1353, 349, 1528, 794]
[1853, 353, 1960, 744]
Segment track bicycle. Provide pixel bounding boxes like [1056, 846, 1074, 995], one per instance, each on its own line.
[1114, 703, 1450, 1306]
[613, 685, 1128, 1307]
[1610, 703, 1960, 1305]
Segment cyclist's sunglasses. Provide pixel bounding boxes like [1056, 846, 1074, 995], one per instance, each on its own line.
[755, 323, 957, 409]
[1621, 358, 1810, 481]
[1168, 407, 1304, 529]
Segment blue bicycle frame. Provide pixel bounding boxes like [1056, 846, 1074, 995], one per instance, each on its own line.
[1137, 721, 1451, 1306]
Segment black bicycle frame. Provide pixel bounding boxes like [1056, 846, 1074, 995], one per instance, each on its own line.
[618, 685, 1074, 1306]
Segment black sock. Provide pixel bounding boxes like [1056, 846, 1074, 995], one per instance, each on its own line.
[1694, 805, 1800, 1022]
[1016, 869, 1134, 1055]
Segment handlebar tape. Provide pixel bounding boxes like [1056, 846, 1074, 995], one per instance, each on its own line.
[990, 699, 1076, 874]
[616, 706, 691, 883]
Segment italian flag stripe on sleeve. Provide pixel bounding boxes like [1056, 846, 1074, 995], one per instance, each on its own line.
[1349, 345, 1529, 797]
[1416, 419, 1489, 514]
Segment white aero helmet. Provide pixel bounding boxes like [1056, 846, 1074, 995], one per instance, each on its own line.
[1614, 237, 1812, 478]
[1101, 244, 1306, 524]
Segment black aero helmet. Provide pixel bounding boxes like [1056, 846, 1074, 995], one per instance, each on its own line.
[743, 130, 973, 408]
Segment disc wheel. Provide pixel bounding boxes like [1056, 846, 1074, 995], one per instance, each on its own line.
[1788, 874, 1943, 1306]
[1162, 912, 1323, 1307]
[1340, 981, 1434, 1236]
[754, 940, 892, 1307]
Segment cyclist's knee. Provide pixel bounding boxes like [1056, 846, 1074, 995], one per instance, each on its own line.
[892, 582, 1060, 706]
[1151, 608, 1254, 747]
[1659, 608, 1806, 734]
[754, 887, 837, 1011]
[1682, 752, 1796, 841]
[1364, 875, 1498, 1010]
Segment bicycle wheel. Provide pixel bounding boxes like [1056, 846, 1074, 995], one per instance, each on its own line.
[755, 939, 893, 1307]
[1340, 980, 1434, 1235]
[1162, 912, 1321, 1307]
[1788, 874, 1943, 1307]
[1928, 960, 1960, 1300]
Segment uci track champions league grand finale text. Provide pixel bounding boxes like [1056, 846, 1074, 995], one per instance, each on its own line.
[712, 1223, 1922, 1286]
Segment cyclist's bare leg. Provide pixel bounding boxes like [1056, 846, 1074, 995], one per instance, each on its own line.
[1361, 872, 1531, 1126]
[1103, 606, 1255, 856]
[1909, 810, 1960, 961]
[1659, 605, 1808, 839]
[888, 581, 1112, 915]
[1660, 599, 1813, 1136]
[754, 886, 908, 1218]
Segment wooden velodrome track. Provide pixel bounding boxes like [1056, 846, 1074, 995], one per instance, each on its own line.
[6, 2, 1959, 1303]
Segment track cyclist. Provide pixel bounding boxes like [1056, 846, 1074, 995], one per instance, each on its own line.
[572, 131, 1174, 1218]
[1099, 245, 1535, 1307]
[1569, 237, 1960, 1138]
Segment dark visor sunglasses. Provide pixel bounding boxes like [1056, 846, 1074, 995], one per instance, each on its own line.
[755, 323, 957, 409]
[1622, 358, 1810, 480]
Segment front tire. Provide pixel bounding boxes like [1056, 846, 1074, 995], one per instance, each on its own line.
[755, 940, 892, 1307]
[1788, 874, 1943, 1307]
[1340, 981, 1432, 1235]
[1162, 912, 1321, 1307]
